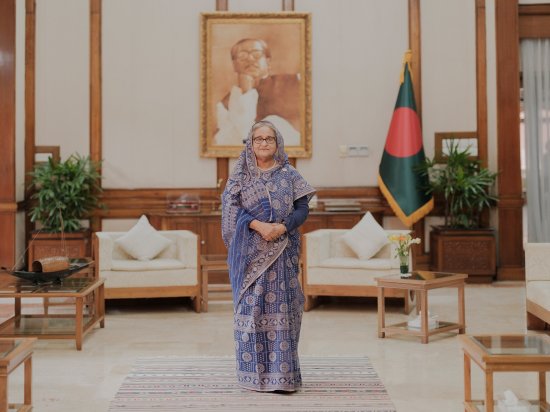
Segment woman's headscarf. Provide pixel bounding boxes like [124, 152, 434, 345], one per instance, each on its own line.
[242, 120, 289, 179]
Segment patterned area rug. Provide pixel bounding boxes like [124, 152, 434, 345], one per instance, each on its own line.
[109, 356, 396, 412]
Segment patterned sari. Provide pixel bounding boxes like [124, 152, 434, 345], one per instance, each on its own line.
[221, 126, 315, 392]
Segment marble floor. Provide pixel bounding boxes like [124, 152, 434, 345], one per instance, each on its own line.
[3, 281, 544, 411]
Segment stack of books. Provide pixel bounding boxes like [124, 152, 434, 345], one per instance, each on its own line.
[323, 199, 361, 212]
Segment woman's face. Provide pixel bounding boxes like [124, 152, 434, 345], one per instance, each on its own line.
[252, 125, 277, 162]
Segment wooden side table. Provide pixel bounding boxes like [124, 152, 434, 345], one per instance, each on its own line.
[0, 338, 36, 412]
[376, 271, 467, 344]
[0, 278, 105, 350]
[200, 255, 230, 312]
[459, 334, 550, 412]
[43, 258, 95, 315]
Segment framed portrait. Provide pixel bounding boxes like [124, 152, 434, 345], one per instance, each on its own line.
[434, 131, 478, 163]
[200, 12, 312, 158]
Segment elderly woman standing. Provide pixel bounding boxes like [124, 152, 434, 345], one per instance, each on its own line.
[221, 120, 315, 392]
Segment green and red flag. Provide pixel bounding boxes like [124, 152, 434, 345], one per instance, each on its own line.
[378, 51, 433, 227]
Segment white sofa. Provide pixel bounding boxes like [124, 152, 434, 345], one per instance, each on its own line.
[302, 229, 412, 311]
[93, 230, 202, 312]
[525, 243, 550, 330]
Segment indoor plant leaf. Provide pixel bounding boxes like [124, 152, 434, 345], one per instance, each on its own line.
[29, 154, 104, 233]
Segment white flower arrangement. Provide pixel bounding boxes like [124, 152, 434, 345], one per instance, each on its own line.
[388, 233, 421, 258]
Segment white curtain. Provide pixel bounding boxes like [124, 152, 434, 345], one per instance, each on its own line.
[521, 39, 550, 242]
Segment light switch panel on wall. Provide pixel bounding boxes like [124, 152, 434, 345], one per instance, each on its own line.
[339, 145, 369, 157]
[347, 145, 369, 157]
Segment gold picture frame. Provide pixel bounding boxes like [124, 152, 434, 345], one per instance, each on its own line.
[434, 131, 478, 163]
[200, 12, 312, 158]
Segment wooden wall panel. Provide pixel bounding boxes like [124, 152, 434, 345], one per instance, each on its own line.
[24, 0, 36, 242]
[216, 158, 229, 192]
[408, 0, 421, 119]
[90, 0, 102, 233]
[519, 14, 550, 38]
[282, 0, 294, 11]
[495, 0, 524, 280]
[98, 188, 220, 219]
[476, 0, 490, 228]
[0, 0, 17, 270]
[24, 0, 35, 194]
[497, 198, 525, 280]
[408, 0, 428, 267]
[519, 4, 550, 38]
[90, 0, 101, 165]
[476, 0, 488, 169]
[97, 187, 390, 220]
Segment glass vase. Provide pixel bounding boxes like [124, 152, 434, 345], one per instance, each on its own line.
[399, 254, 409, 274]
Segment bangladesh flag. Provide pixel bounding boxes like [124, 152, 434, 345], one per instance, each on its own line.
[378, 51, 433, 227]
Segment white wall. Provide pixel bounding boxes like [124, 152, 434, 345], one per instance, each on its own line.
[297, 0, 409, 187]
[229, 0, 281, 12]
[421, 0, 480, 241]
[30, 0, 482, 191]
[35, 0, 89, 159]
[421, 0, 477, 157]
[102, 0, 216, 189]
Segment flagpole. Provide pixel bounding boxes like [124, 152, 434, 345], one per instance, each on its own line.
[406, 49, 429, 269]
[405, 50, 428, 268]
[403, 49, 428, 268]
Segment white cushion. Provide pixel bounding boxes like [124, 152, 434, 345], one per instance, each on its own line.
[101, 268, 198, 288]
[114, 215, 173, 261]
[111, 258, 186, 271]
[341, 212, 389, 260]
[526, 281, 550, 308]
[318, 257, 396, 270]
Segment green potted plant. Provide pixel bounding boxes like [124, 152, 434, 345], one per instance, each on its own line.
[417, 140, 498, 282]
[419, 140, 498, 229]
[27, 154, 103, 265]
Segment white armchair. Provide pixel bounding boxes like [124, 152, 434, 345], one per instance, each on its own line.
[93, 230, 201, 312]
[525, 243, 550, 330]
[302, 229, 412, 311]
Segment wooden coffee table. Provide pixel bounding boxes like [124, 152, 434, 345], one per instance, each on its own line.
[0, 278, 105, 350]
[375, 271, 467, 343]
[0, 338, 35, 412]
[459, 334, 550, 412]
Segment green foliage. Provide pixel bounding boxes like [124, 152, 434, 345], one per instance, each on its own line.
[29, 154, 103, 233]
[417, 140, 498, 229]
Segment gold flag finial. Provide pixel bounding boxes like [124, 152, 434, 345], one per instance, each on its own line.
[400, 50, 413, 84]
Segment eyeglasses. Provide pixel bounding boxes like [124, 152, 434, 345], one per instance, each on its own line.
[235, 49, 265, 61]
[253, 136, 276, 145]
